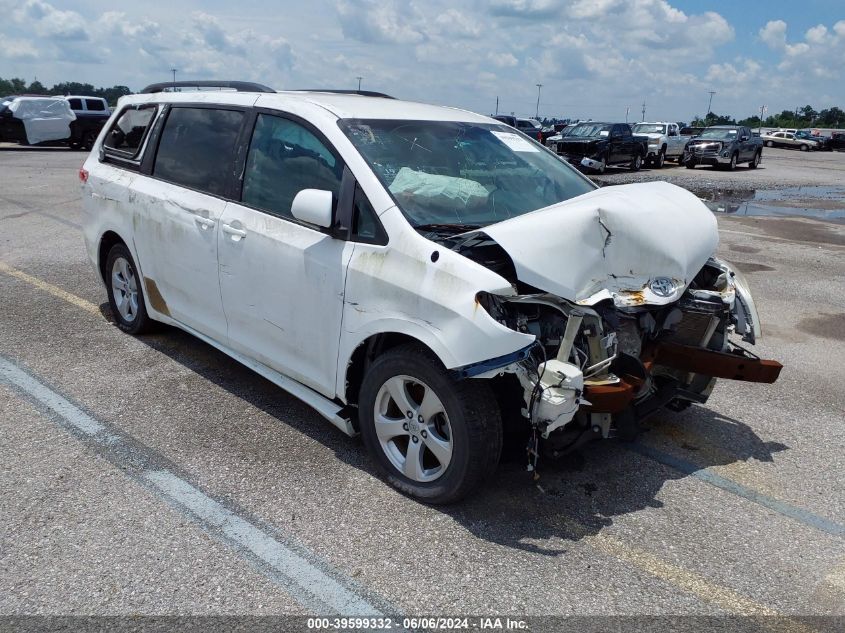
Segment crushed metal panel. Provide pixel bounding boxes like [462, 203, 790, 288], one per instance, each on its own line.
[484, 181, 718, 306]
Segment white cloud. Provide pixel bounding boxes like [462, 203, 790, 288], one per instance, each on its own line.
[488, 52, 518, 68]
[337, 0, 426, 44]
[0, 1, 843, 121]
[760, 20, 787, 49]
[0, 37, 38, 61]
[14, 0, 88, 41]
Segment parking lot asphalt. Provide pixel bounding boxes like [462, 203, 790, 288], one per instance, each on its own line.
[1, 147, 844, 621]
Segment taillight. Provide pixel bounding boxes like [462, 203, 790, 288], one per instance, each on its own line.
[78, 168, 89, 183]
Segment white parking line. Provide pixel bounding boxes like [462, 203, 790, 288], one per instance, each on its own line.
[0, 354, 389, 617]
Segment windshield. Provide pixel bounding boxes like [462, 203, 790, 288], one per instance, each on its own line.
[633, 124, 666, 134]
[567, 123, 611, 138]
[699, 128, 738, 140]
[340, 119, 594, 228]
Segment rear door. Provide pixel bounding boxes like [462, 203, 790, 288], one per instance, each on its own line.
[217, 110, 353, 397]
[130, 105, 246, 341]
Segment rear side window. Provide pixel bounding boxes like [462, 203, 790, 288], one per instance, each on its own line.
[242, 113, 343, 220]
[67, 98, 83, 110]
[103, 105, 157, 159]
[86, 99, 106, 111]
[153, 107, 244, 197]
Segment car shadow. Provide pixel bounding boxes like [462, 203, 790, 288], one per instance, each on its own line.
[115, 309, 787, 556]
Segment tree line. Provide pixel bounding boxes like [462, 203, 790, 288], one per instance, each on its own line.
[1, 77, 131, 107]
[691, 105, 845, 130]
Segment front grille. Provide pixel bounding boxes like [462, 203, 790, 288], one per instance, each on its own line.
[665, 310, 718, 346]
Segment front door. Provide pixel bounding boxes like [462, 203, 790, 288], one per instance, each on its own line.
[217, 112, 352, 397]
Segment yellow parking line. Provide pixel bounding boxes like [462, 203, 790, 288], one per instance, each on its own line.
[0, 261, 101, 316]
[553, 515, 779, 615]
[0, 259, 819, 624]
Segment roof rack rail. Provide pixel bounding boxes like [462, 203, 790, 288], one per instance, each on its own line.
[290, 89, 395, 99]
[140, 80, 275, 94]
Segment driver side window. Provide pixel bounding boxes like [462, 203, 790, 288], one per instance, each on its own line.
[242, 114, 343, 220]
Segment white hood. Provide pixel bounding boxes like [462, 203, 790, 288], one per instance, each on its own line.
[483, 181, 718, 306]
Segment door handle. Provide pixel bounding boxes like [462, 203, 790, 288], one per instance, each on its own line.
[194, 216, 215, 230]
[222, 223, 247, 239]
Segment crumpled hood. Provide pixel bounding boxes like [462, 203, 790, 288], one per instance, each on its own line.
[483, 181, 718, 306]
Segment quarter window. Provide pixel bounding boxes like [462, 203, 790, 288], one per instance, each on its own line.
[352, 184, 387, 244]
[85, 99, 106, 111]
[103, 105, 157, 159]
[153, 107, 244, 197]
[242, 114, 343, 220]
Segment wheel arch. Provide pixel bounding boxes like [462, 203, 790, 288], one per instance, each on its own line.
[343, 331, 446, 407]
[98, 230, 127, 284]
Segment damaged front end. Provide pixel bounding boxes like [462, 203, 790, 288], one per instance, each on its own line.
[472, 257, 781, 463]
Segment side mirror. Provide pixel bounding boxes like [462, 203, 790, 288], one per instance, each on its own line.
[291, 189, 333, 229]
[741, 135, 749, 141]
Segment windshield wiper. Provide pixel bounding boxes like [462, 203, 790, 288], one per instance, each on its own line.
[414, 222, 483, 234]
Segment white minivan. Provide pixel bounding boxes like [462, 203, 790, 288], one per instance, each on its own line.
[80, 81, 781, 503]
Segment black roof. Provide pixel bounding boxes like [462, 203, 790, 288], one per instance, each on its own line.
[141, 80, 275, 94]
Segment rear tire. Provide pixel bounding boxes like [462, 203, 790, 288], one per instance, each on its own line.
[630, 152, 642, 171]
[105, 244, 155, 335]
[765, 140, 774, 147]
[358, 344, 502, 504]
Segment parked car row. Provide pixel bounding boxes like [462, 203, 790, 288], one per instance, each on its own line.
[0, 94, 110, 150]
[760, 129, 838, 151]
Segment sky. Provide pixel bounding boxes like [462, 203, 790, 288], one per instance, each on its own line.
[1, 0, 844, 122]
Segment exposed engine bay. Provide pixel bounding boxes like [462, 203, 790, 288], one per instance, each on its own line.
[432, 226, 783, 469]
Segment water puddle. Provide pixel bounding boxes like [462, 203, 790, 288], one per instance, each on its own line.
[696, 186, 845, 221]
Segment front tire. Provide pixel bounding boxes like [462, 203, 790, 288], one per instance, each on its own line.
[358, 344, 502, 504]
[105, 244, 155, 334]
[800, 144, 809, 151]
[654, 149, 665, 168]
[749, 151, 761, 169]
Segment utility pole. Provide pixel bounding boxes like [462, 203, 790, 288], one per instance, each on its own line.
[495, 96, 499, 116]
[759, 105, 767, 134]
[170, 68, 177, 91]
[625, 106, 630, 123]
[356, 76, 363, 91]
[641, 101, 646, 122]
[535, 84, 543, 119]
[706, 90, 716, 119]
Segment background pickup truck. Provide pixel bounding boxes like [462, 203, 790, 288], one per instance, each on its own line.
[546, 122, 648, 173]
[684, 125, 764, 171]
[64, 96, 111, 151]
[631, 121, 690, 167]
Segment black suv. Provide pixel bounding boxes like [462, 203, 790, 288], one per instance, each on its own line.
[684, 125, 763, 170]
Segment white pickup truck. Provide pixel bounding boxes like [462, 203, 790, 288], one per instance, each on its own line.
[631, 122, 690, 168]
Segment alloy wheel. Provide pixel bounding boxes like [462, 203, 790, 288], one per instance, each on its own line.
[373, 375, 453, 483]
[111, 256, 139, 323]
